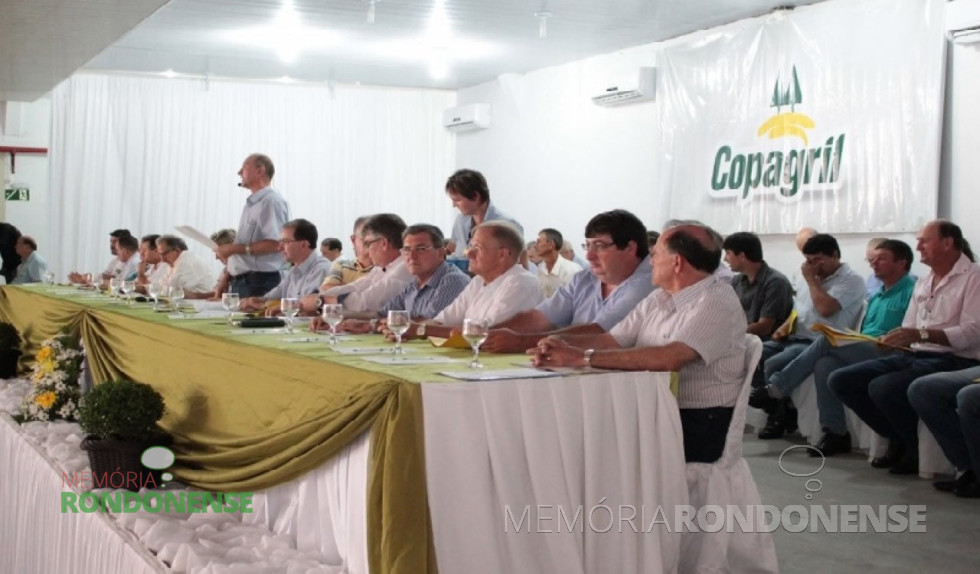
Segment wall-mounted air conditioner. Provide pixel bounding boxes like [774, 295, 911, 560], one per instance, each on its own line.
[591, 67, 657, 106]
[947, 0, 980, 44]
[442, 103, 491, 132]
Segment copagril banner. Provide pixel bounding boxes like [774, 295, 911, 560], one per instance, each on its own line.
[657, 0, 945, 235]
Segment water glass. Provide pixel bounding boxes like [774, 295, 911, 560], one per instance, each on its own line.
[148, 281, 164, 310]
[387, 310, 411, 354]
[281, 298, 300, 333]
[44, 271, 56, 285]
[221, 292, 241, 325]
[462, 318, 490, 369]
[322, 303, 343, 345]
[169, 286, 185, 318]
[108, 277, 122, 302]
[121, 280, 136, 306]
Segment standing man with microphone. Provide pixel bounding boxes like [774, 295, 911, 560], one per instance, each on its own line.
[214, 153, 290, 297]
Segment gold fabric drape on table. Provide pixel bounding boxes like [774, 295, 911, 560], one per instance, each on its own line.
[0, 285, 436, 574]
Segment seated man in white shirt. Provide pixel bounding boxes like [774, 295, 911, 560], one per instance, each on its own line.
[156, 235, 216, 299]
[113, 235, 141, 282]
[390, 221, 542, 341]
[68, 228, 132, 285]
[530, 224, 748, 463]
[135, 234, 171, 293]
[319, 213, 413, 314]
[240, 218, 333, 313]
[535, 228, 583, 298]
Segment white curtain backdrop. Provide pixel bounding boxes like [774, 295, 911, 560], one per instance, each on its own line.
[48, 73, 457, 278]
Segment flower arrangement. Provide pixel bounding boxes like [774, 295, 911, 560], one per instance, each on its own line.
[21, 330, 85, 422]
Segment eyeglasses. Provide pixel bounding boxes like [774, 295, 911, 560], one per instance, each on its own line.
[581, 241, 616, 253]
[278, 238, 300, 245]
[363, 237, 384, 248]
[400, 245, 438, 255]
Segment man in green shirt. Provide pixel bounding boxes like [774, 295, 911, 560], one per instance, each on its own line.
[750, 239, 916, 455]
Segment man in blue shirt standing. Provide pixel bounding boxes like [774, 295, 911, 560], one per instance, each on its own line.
[215, 153, 290, 297]
[482, 210, 654, 353]
[446, 169, 522, 259]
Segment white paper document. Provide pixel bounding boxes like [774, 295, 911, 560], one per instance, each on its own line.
[175, 225, 218, 249]
[226, 329, 287, 335]
[331, 346, 417, 355]
[438, 367, 563, 381]
[361, 355, 465, 365]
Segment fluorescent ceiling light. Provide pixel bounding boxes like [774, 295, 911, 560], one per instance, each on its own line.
[217, 1, 340, 64]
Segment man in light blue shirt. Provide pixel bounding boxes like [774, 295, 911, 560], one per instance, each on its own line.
[482, 210, 654, 353]
[446, 169, 522, 258]
[239, 219, 331, 312]
[12, 236, 47, 284]
[752, 233, 866, 439]
[216, 154, 290, 297]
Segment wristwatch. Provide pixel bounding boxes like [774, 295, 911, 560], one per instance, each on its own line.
[416, 323, 427, 337]
[583, 348, 596, 368]
[918, 328, 929, 342]
[244, 243, 252, 256]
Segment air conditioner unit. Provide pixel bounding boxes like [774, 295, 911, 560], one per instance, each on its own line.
[443, 103, 491, 132]
[946, 0, 980, 43]
[591, 67, 657, 106]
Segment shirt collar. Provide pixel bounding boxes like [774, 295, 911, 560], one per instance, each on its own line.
[292, 251, 322, 275]
[246, 186, 274, 206]
[655, 274, 716, 310]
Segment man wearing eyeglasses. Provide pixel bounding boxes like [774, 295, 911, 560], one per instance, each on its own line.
[239, 219, 332, 313]
[214, 153, 290, 297]
[156, 235, 216, 298]
[318, 213, 413, 314]
[331, 224, 469, 333]
[390, 221, 541, 340]
[481, 210, 654, 354]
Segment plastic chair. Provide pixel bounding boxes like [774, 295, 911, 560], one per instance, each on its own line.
[681, 334, 778, 573]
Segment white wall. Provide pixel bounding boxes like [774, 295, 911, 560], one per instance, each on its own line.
[457, 28, 980, 285]
[0, 98, 51, 258]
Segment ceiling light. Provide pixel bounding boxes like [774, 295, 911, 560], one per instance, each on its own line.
[218, 0, 339, 64]
[278, 76, 295, 84]
[366, 0, 380, 24]
[161, 69, 177, 78]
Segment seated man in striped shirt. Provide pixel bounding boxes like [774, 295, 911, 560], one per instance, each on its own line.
[530, 223, 748, 464]
[328, 224, 470, 332]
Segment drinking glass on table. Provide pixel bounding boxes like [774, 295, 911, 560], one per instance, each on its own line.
[148, 281, 164, 310]
[121, 280, 136, 306]
[43, 271, 56, 285]
[462, 318, 490, 369]
[221, 292, 241, 325]
[281, 298, 300, 334]
[321, 304, 343, 345]
[83, 272, 94, 287]
[387, 310, 410, 355]
[169, 286, 185, 318]
[108, 277, 122, 303]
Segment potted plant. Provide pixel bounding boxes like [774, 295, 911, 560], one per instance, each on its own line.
[0, 322, 23, 378]
[79, 379, 168, 490]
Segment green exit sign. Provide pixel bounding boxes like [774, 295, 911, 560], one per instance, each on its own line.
[4, 188, 30, 201]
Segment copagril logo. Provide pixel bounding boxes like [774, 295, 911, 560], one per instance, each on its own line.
[711, 65, 846, 201]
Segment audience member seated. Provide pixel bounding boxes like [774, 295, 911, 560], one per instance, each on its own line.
[909, 366, 980, 498]
[11, 236, 48, 284]
[135, 234, 170, 293]
[751, 239, 915, 455]
[647, 230, 661, 249]
[391, 222, 541, 340]
[529, 224, 747, 464]
[863, 237, 888, 299]
[830, 220, 980, 475]
[446, 168, 523, 258]
[209, 228, 236, 298]
[559, 242, 590, 271]
[724, 231, 794, 340]
[320, 237, 343, 262]
[482, 209, 653, 354]
[156, 235, 216, 299]
[239, 219, 332, 314]
[331, 224, 470, 333]
[319, 214, 413, 314]
[69, 228, 131, 284]
[754, 233, 865, 440]
[535, 228, 583, 298]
